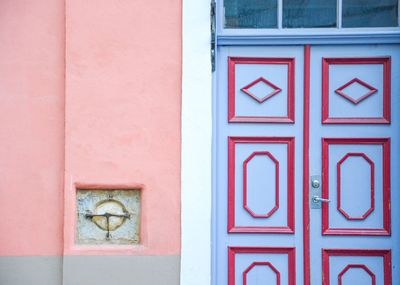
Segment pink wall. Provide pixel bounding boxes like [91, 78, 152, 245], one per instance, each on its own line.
[64, 0, 182, 255]
[0, 0, 182, 256]
[0, 0, 65, 255]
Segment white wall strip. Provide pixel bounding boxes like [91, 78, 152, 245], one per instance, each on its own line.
[181, 0, 212, 284]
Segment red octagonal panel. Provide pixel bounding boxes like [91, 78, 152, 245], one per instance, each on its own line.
[243, 151, 279, 218]
[338, 264, 376, 285]
[337, 152, 375, 220]
[243, 262, 281, 285]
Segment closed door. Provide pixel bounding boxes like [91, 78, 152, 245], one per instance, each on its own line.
[309, 44, 399, 285]
[214, 43, 400, 284]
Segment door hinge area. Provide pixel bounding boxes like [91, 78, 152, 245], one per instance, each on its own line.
[210, 0, 216, 72]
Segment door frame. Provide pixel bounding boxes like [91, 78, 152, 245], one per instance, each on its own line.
[180, 1, 400, 285]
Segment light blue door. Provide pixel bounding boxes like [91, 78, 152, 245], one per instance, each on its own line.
[215, 45, 305, 285]
[214, 2, 400, 284]
[308, 44, 400, 285]
[214, 42, 400, 284]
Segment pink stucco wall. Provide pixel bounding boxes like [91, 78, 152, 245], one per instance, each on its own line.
[64, 0, 182, 255]
[0, 0, 182, 256]
[0, 0, 65, 255]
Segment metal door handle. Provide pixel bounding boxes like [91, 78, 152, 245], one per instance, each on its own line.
[312, 196, 331, 203]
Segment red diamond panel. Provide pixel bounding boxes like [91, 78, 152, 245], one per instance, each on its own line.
[335, 77, 378, 104]
[241, 77, 282, 103]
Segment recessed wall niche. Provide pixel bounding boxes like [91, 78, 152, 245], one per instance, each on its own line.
[76, 189, 140, 245]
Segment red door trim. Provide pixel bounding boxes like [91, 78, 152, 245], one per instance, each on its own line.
[303, 44, 311, 285]
[228, 246, 296, 285]
[243, 151, 280, 218]
[321, 56, 391, 124]
[322, 248, 392, 285]
[227, 136, 295, 233]
[241, 77, 282, 103]
[242, 261, 281, 285]
[336, 152, 375, 221]
[321, 137, 391, 236]
[337, 264, 376, 285]
[228, 56, 295, 123]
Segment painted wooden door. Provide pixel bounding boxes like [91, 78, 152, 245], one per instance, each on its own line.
[214, 44, 399, 284]
[308, 44, 399, 285]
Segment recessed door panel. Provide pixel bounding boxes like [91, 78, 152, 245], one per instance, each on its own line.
[228, 247, 296, 285]
[228, 137, 295, 233]
[321, 138, 390, 235]
[228, 57, 295, 123]
[322, 249, 391, 285]
[322, 57, 391, 124]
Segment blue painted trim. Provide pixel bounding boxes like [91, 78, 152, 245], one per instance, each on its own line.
[211, 46, 218, 285]
[217, 33, 400, 46]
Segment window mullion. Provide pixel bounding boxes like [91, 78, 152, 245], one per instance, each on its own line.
[278, 0, 283, 29]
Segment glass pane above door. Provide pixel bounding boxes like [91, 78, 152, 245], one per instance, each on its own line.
[283, 0, 337, 28]
[224, 0, 278, 28]
[342, 0, 399, 27]
[223, 0, 399, 29]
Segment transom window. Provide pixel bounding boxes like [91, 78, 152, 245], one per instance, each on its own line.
[224, 0, 399, 29]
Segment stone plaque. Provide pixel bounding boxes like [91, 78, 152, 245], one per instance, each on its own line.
[76, 189, 140, 245]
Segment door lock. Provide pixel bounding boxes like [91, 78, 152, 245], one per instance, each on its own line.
[312, 196, 331, 203]
[311, 179, 320, 188]
[310, 175, 330, 209]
